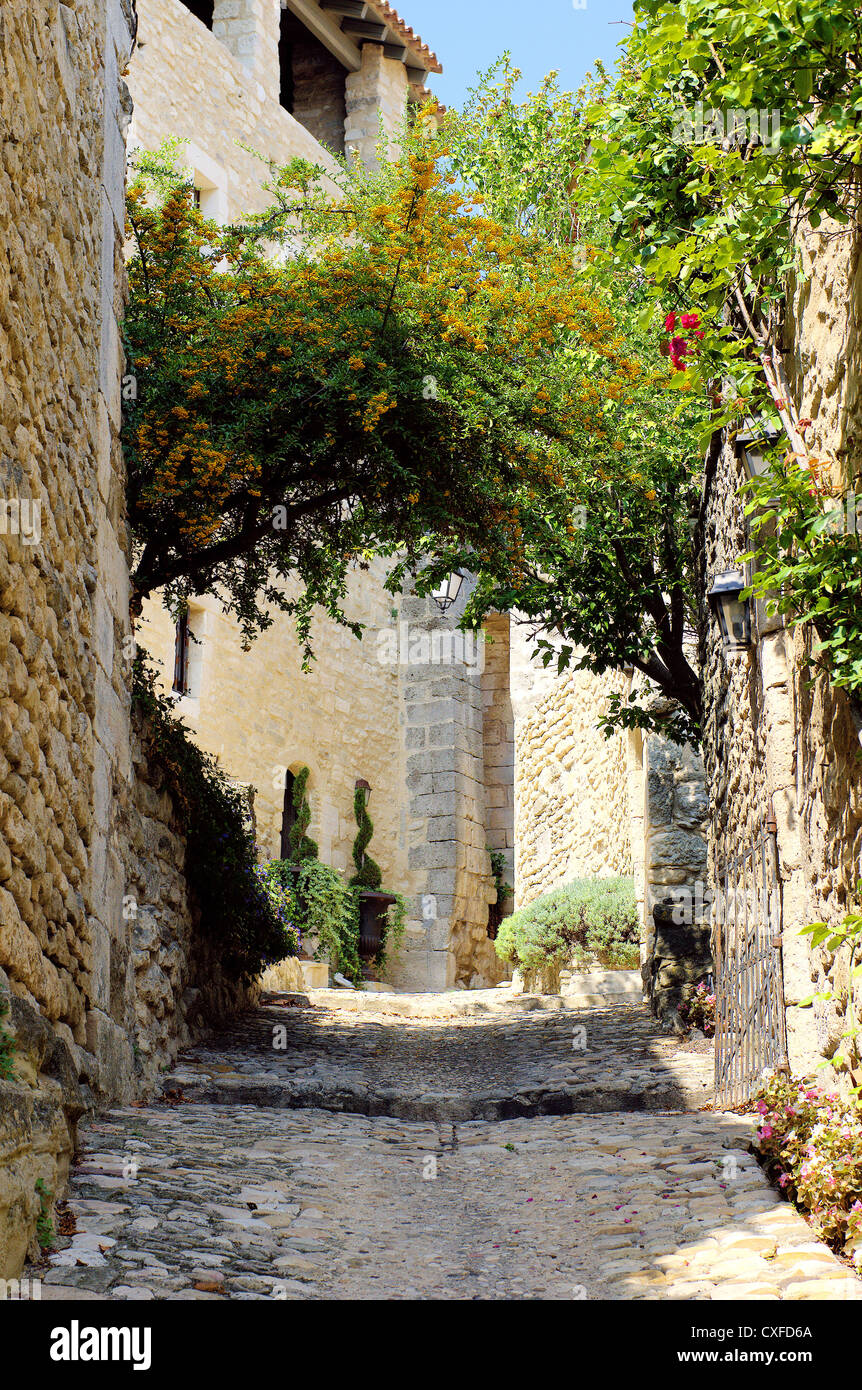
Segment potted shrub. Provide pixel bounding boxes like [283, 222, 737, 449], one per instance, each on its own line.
[349, 784, 405, 979]
[282, 766, 318, 918]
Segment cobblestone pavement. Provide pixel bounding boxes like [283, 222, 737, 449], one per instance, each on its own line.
[32, 993, 862, 1301]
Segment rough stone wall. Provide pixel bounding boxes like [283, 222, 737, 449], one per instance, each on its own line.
[0, 0, 135, 1276]
[784, 218, 862, 1081]
[510, 627, 633, 909]
[280, 8, 346, 155]
[641, 734, 709, 957]
[125, 707, 258, 1091]
[701, 206, 862, 1080]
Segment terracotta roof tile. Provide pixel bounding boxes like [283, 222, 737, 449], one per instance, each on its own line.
[363, 1, 442, 73]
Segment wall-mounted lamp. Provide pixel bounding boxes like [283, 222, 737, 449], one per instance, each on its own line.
[736, 416, 783, 480]
[430, 569, 464, 613]
[355, 777, 372, 806]
[707, 569, 752, 651]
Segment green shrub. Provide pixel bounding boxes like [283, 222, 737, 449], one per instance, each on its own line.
[295, 859, 363, 987]
[288, 766, 318, 862]
[255, 861, 300, 957]
[495, 876, 639, 973]
[0, 994, 16, 1081]
[349, 785, 382, 889]
[132, 655, 289, 979]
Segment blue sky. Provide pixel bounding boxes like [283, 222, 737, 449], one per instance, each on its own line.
[402, 0, 635, 109]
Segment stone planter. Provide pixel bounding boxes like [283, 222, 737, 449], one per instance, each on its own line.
[357, 891, 397, 979]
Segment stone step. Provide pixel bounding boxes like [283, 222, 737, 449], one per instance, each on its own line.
[158, 1072, 710, 1123]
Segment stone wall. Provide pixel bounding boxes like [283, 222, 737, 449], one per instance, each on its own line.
[135, 567, 415, 934]
[482, 614, 515, 905]
[700, 215, 862, 1080]
[639, 732, 709, 1003]
[510, 627, 633, 909]
[398, 586, 503, 990]
[280, 8, 346, 155]
[125, 706, 259, 1090]
[0, 0, 135, 1276]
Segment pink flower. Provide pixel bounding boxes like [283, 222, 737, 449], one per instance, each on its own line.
[756, 1101, 768, 1114]
[760, 1124, 773, 1139]
[681, 312, 700, 330]
[670, 337, 689, 355]
[664, 311, 676, 331]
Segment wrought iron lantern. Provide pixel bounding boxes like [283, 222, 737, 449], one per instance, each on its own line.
[707, 568, 752, 651]
[430, 569, 464, 613]
[354, 777, 372, 806]
[736, 416, 783, 480]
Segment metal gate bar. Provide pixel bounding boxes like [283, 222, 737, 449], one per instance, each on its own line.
[714, 810, 789, 1108]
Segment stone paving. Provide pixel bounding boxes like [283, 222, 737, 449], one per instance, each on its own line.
[31, 991, 862, 1301]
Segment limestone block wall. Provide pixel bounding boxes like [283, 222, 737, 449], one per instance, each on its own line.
[129, 0, 339, 220]
[0, 0, 135, 1276]
[344, 41, 407, 166]
[135, 565, 410, 904]
[510, 626, 632, 909]
[398, 584, 502, 990]
[641, 734, 709, 952]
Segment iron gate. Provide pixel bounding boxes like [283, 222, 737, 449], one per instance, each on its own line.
[714, 808, 790, 1107]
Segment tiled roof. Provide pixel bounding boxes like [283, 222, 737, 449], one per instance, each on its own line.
[364, 1, 442, 73]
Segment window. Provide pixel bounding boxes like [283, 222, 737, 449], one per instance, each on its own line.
[280, 771, 297, 860]
[182, 0, 214, 30]
[172, 613, 191, 695]
[185, 144, 229, 224]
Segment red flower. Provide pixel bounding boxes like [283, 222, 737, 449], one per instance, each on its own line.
[693, 329, 704, 340]
[664, 311, 676, 331]
[670, 337, 689, 356]
[681, 312, 700, 329]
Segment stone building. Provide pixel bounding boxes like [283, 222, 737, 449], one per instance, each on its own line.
[128, 0, 649, 994]
[700, 217, 862, 1096]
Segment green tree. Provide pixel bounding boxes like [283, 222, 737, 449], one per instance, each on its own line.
[124, 131, 633, 659]
[441, 61, 709, 741]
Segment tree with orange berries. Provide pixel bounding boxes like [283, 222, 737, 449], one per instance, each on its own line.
[123, 130, 637, 660]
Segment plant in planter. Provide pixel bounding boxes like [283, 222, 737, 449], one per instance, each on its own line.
[349, 784, 404, 979]
[486, 846, 514, 940]
[293, 859, 363, 987]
